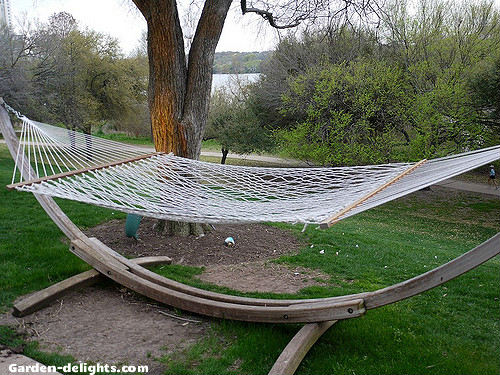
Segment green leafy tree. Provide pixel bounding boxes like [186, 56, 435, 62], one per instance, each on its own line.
[469, 52, 500, 144]
[258, 0, 500, 164]
[278, 60, 413, 165]
[206, 88, 273, 164]
[25, 13, 149, 135]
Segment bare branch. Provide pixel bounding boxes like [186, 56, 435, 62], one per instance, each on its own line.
[241, 0, 383, 31]
[240, 0, 302, 29]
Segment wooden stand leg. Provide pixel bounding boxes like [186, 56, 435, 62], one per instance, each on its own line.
[12, 256, 172, 317]
[268, 321, 337, 375]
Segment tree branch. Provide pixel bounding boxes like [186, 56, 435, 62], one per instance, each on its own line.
[240, 0, 302, 29]
[131, 0, 149, 16]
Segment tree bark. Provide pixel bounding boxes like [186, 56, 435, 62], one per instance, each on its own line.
[132, 0, 232, 236]
[182, 0, 233, 159]
[133, 0, 232, 158]
[133, 0, 188, 155]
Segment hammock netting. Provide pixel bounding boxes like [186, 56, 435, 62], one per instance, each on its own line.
[8, 114, 500, 226]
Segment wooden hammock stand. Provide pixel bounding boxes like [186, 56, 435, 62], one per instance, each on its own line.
[1, 102, 499, 375]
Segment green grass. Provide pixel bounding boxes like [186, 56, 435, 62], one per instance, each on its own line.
[158, 192, 500, 374]
[200, 155, 286, 168]
[201, 139, 222, 151]
[93, 132, 154, 145]
[87, 133, 243, 153]
[0, 143, 498, 375]
[86, 134, 285, 167]
[0, 145, 125, 309]
[0, 326, 89, 374]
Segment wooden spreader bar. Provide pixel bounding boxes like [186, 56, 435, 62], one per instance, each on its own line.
[320, 159, 427, 228]
[6, 152, 164, 190]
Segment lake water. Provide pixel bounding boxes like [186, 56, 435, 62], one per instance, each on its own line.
[212, 73, 260, 92]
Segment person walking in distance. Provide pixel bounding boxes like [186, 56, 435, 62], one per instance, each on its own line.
[488, 165, 498, 189]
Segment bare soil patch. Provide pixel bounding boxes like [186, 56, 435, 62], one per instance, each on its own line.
[198, 261, 329, 293]
[2, 221, 320, 373]
[86, 219, 304, 267]
[86, 218, 329, 294]
[1, 285, 206, 375]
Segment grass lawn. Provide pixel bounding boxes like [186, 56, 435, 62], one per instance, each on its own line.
[0, 142, 498, 375]
[200, 155, 286, 167]
[92, 132, 154, 145]
[157, 193, 499, 375]
[93, 133, 222, 150]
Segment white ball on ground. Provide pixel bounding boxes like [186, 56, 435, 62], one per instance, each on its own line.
[224, 237, 235, 247]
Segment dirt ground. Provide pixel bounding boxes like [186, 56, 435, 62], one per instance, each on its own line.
[0, 285, 206, 375]
[1, 222, 328, 373]
[86, 219, 304, 266]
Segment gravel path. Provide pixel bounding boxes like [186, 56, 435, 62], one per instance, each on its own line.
[435, 179, 500, 197]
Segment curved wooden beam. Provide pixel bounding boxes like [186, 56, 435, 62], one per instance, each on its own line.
[268, 321, 337, 375]
[88, 233, 500, 312]
[70, 238, 366, 323]
[12, 256, 172, 317]
[71, 232, 499, 323]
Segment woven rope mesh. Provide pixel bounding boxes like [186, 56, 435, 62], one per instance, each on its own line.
[9, 116, 500, 225]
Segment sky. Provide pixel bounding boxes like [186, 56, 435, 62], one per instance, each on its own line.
[10, 0, 279, 54]
[10, 0, 500, 55]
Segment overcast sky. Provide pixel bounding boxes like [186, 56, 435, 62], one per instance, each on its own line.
[10, 0, 278, 54]
[10, 0, 500, 55]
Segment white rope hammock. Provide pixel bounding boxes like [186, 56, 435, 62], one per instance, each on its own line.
[6, 111, 500, 226]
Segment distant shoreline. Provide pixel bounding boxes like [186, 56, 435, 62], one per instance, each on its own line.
[213, 51, 271, 74]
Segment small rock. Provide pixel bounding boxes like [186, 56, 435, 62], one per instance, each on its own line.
[11, 345, 24, 354]
[319, 250, 325, 254]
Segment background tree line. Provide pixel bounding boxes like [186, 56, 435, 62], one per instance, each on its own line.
[0, 12, 149, 136]
[213, 51, 272, 73]
[207, 0, 500, 165]
[2, 0, 499, 167]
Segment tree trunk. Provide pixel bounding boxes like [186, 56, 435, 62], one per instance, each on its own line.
[133, 0, 232, 158]
[143, 0, 188, 156]
[221, 147, 229, 164]
[181, 0, 233, 159]
[132, 0, 232, 236]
